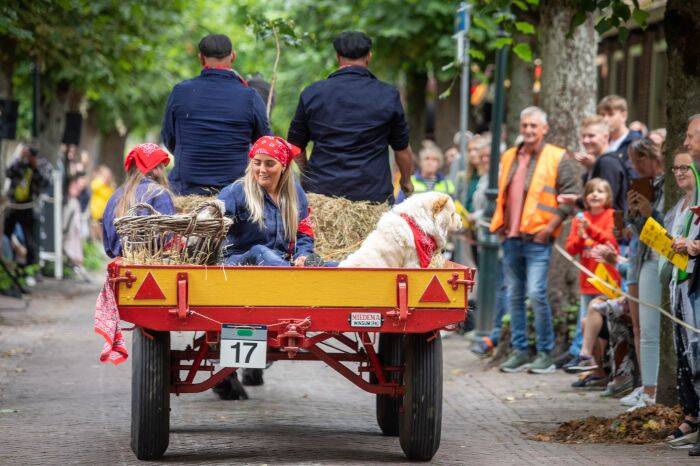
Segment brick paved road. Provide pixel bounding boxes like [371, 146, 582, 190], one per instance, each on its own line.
[0, 280, 694, 465]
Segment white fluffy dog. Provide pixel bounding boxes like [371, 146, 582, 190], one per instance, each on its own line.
[339, 192, 462, 268]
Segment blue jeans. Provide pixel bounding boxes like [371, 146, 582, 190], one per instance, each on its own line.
[225, 244, 289, 266]
[568, 293, 597, 356]
[503, 238, 555, 353]
[488, 257, 509, 346]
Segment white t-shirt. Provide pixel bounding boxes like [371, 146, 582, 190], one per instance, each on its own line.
[607, 129, 629, 152]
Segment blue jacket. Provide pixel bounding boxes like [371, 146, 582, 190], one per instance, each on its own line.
[102, 178, 176, 258]
[217, 182, 314, 260]
[611, 129, 642, 179]
[161, 68, 271, 195]
[287, 66, 410, 203]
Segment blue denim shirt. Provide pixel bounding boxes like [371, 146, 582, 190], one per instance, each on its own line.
[161, 68, 271, 195]
[102, 178, 176, 258]
[287, 66, 410, 203]
[217, 181, 314, 260]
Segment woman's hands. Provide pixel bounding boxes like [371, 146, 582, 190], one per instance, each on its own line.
[672, 237, 689, 255]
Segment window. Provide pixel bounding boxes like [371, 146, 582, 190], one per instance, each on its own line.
[648, 41, 667, 130]
[626, 45, 643, 121]
[609, 50, 625, 96]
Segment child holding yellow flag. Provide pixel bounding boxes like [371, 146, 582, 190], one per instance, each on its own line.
[562, 178, 620, 378]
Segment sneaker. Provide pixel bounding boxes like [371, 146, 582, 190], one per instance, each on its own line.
[601, 376, 634, 398]
[25, 275, 36, 287]
[554, 352, 575, 369]
[626, 392, 655, 412]
[571, 373, 608, 389]
[620, 386, 643, 406]
[500, 351, 531, 373]
[470, 337, 494, 358]
[563, 355, 598, 373]
[668, 429, 698, 449]
[527, 351, 556, 374]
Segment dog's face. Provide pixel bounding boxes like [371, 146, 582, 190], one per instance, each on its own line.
[429, 193, 462, 234]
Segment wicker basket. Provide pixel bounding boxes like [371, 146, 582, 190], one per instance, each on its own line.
[114, 201, 232, 265]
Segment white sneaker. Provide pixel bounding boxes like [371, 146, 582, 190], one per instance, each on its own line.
[626, 392, 655, 412]
[25, 276, 37, 287]
[620, 386, 643, 406]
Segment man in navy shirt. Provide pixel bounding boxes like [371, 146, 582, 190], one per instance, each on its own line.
[287, 31, 414, 203]
[161, 34, 271, 195]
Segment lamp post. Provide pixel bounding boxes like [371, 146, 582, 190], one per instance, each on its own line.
[475, 43, 508, 334]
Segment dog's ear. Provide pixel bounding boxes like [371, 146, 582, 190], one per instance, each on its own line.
[431, 195, 449, 217]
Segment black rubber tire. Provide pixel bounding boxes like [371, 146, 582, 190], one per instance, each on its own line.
[131, 329, 170, 460]
[399, 333, 442, 461]
[375, 333, 403, 436]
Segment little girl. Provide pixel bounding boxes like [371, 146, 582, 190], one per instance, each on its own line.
[564, 177, 621, 372]
[101, 143, 175, 258]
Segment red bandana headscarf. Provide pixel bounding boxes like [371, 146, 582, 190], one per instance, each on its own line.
[123, 143, 170, 175]
[400, 214, 437, 268]
[248, 136, 301, 168]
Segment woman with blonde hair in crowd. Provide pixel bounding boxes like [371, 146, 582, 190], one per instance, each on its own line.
[89, 165, 115, 242]
[623, 137, 665, 411]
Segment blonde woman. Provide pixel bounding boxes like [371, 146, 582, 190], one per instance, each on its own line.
[102, 144, 175, 258]
[218, 135, 314, 266]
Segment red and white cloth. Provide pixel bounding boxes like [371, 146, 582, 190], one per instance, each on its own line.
[248, 135, 301, 168]
[400, 214, 437, 268]
[123, 143, 170, 175]
[94, 276, 128, 365]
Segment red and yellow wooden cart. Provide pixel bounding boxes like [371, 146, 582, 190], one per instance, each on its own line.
[110, 259, 475, 461]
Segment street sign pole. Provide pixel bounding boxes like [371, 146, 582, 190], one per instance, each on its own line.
[476, 43, 509, 334]
[453, 2, 471, 267]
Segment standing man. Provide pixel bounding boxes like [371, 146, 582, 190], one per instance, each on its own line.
[161, 34, 270, 195]
[597, 95, 642, 178]
[573, 115, 628, 211]
[4, 144, 49, 285]
[287, 31, 414, 204]
[490, 107, 579, 374]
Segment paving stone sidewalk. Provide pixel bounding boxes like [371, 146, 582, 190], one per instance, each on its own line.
[0, 279, 693, 465]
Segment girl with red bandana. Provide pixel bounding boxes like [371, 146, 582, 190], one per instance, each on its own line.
[217, 135, 316, 266]
[101, 143, 175, 258]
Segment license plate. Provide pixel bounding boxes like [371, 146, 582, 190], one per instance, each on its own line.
[220, 324, 268, 369]
[350, 312, 382, 328]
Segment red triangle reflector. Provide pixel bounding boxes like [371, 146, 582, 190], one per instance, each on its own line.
[134, 272, 166, 300]
[419, 275, 450, 303]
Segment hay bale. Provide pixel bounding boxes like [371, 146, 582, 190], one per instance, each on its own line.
[174, 195, 215, 214]
[306, 193, 389, 261]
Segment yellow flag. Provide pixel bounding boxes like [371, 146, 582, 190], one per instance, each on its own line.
[586, 262, 621, 299]
[454, 199, 471, 229]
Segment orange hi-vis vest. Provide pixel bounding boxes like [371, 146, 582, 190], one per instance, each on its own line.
[490, 143, 566, 238]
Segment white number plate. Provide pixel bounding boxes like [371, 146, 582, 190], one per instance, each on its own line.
[350, 312, 382, 328]
[220, 324, 268, 369]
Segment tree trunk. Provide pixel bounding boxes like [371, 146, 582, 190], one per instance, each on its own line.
[434, 79, 461, 151]
[80, 107, 101, 172]
[38, 80, 71, 163]
[539, 0, 597, 150]
[538, 1, 598, 353]
[656, 0, 700, 407]
[99, 127, 128, 184]
[505, 34, 534, 147]
[0, 36, 15, 99]
[405, 69, 427, 153]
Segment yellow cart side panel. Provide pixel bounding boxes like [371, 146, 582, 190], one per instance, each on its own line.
[117, 266, 468, 309]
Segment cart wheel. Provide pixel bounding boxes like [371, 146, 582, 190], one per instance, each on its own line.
[399, 332, 442, 461]
[131, 329, 170, 460]
[375, 333, 402, 436]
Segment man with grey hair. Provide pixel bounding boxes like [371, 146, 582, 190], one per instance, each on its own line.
[684, 114, 700, 162]
[490, 106, 579, 374]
